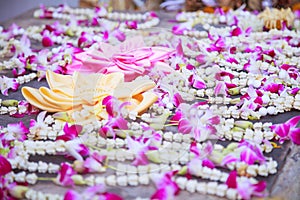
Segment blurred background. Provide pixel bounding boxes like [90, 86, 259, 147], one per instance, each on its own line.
[0, 0, 78, 22]
[0, 0, 299, 22]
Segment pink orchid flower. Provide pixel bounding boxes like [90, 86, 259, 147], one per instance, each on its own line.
[82, 151, 106, 173]
[55, 122, 88, 161]
[279, 64, 299, 81]
[12, 56, 26, 77]
[175, 102, 220, 142]
[94, 6, 107, 17]
[126, 134, 154, 166]
[170, 40, 186, 70]
[42, 21, 65, 37]
[230, 27, 243, 37]
[263, 82, 285, 94]
[188, 141, 215, 174]
[56, 123, 83, 141]
[172, 21, 193, 35]
[207, 36, 226, 53]
[151, 171, 180, 200]
[4, 121, 29, 142]
[99, 96, 129, 138]
[288, 87, 300, 96]
[10, 34, 32, 58]
[125, 20, 138, 29]
[0, 155, 12, 176]
[226, 171, 267, 200]
[0, 75, 19, 96]
[2, 23, 23, 40]
[39, 4, 54, 19]
[55, 163, 76, 186]
[222, 140, 266, 165]
[29, 111, 49, 137]
[239, 87, 269, 111]
[270, 116, 300, 145]
[188, 73, 207, 90]
[41, 30, 54, 47]
[77, 32, 95, 48]
[11, 101, 40, 118]
[67, 36, 174, 81]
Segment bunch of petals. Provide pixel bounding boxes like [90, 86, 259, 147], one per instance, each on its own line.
[270, 115, 300, 145]
[65, 36, 176, 81]
[221, 140, 266, 166]
[21, 70, 158, 120]
[226, 170, 267, 200]
[171, 102, 221, 142]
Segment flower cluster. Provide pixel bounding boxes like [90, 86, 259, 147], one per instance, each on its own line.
[0, 3, 300, 200]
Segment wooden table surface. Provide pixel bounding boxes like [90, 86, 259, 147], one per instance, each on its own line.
[1, 8, 300, 200]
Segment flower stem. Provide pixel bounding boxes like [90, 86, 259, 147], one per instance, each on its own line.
[164, 123, 178, 127]
[38, 177, 55, 181]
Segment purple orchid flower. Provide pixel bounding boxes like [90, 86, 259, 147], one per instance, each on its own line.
[172, 21, 193, 35]
[222, 140, 266, 165]
[0, 155, 12, 176]
[206, 36, 226, 53]
[56, 123, 83, 141]
[125, 20, 138, 29]
[55, 163, 76, 186]
[5, 121, 29, 142]
[99, 96, 129, 139]
[175, 102, 220, 141]
[188, 74, 206, 89]
[151, 171, 180, 200]
[2, 23, 23, 40]
[41, 30, 54, 47]
[230, 27, 243, 37]
[226, 171, 267, 200]
[280, 64, 299, 80]
[0, 76, 19, 96]
[11, 100, 39, 118]
[77, 32, 94, 48]
[263, 82, 285, 94]
[270, 116, 300, 145]
[126, 134, 156, 166]
[82, 151, 107, 173]
[188, 141, 215, 172]
[39, 4, 54, 19]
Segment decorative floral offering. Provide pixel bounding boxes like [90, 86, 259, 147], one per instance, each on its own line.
[66, 36, 175, 81]
[1, 3, 300, 200]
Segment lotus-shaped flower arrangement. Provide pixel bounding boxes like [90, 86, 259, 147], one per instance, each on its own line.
[22, 70, 158, 119]
[65, 36, 175, 81]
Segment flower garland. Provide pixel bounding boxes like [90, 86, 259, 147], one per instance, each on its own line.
[0, 4, 300, 200]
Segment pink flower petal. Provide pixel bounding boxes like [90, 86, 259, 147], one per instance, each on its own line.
[57, 163, 76, 186]
[286, 116, 300, 128]
[240, 148, 260, 165]
[290, 128, 300, 145]
[0, 155, 12, 176]
[226, 171, 237, 189]
[202, 158, 215, 169]
[270, 123, 290, 138]
[103, 193, 123, 200]
[173, 93, 184, 107]
[178, 119, 192, 134]
[190, 141, 200, 156]
[230, 27, 243, 36]
[125, 20, 138, 29]
[42, 36, 54, 47]
[221, 154, 238, 166]
[64, 190, 81, 200]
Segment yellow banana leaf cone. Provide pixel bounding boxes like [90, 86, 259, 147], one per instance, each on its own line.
[22, 70, 157, 119]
